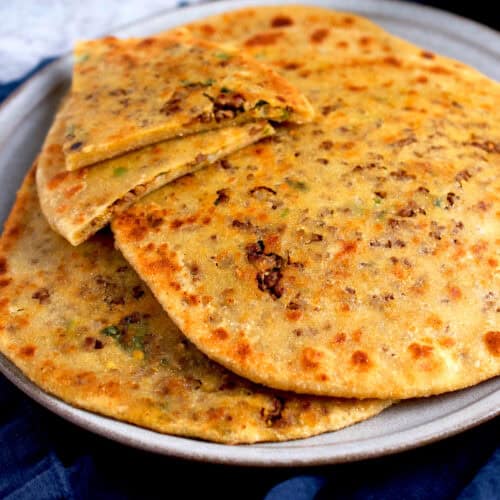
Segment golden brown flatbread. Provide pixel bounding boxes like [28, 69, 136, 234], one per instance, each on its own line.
[37, 97, 273, 246]
[113, 11, 500, 399]
[63, 30, 313, 170]
[0, 168, 390, 444]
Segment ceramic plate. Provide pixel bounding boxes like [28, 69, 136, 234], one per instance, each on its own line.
[0, 0, 499, 466]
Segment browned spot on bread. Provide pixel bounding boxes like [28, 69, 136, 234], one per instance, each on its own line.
[415, 75, 428, 84]
[74, 371, 97, 386]
[198, 24, 215, 36]
[336, 241, 357, 258]
[425, 314, 443, 329]
[0, 278, 11, 288]
[235, 341, 251, 360]
[409, 343, 433, 359]
[447, 285, 462, 301]
[439, 337, 455, 348]
[64, 183, 84, 198]
[0, 298, 9, 310]
[170, 214, 198, 229]
[351, 350, 370, 367]
[383, 56, 402, 67]
[212, 327, 229, 340]
[0, 257, 7, 274]
[316, 373, 329, 381]
[310, 28, 329, 43]
[137, 37, 155, 48]
[484, 331, 500, 356]
[47, 171, 71, 190]
[286, 309, 302, 321]
[421, 50, 435, 59]
[358, 36, 372, 46]
[245, 32, 283, 47]
[19, 345, 36, 357]
[352, 329, 363, 342]
[336, 40, 348, 48]
[271, 15, 293, 27]
[332, 332, 346, 344]
[300, 347, 323, 370]
[428, 65, 451, 75]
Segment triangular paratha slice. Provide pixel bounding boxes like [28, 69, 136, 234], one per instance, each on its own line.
[62, 31, 313, 170]
[0, 169, 390, 444]
[37, 99, 274, 246]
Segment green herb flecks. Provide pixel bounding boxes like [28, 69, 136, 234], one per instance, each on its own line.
[113, 167, 128, 177]
[280, 107, 291, 121]
[255, 100, 269, 108]
[280, 208, 290, 218]
[286, 179, 308, 191]
[374, 196, 383, 205]
[75, 53, 89, 64]
[220, 87, 231, 93]
[433, 198, 442, 207]
[101, 325, 121, 339]
[215, 52, 231, 61]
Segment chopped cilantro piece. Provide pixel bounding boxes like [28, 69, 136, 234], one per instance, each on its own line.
[215, 52, 231, 60]
[374, 196, 383, 205]
[280, 208, 290, 218]
[433, 198, 442, 207]
[286, 179, 308, 191]
[113, 167, 128, 177]
[101, 325, 121, 338]
[280, 108, 291, 121]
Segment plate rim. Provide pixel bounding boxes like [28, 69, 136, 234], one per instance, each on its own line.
[0, 0, 499, 466]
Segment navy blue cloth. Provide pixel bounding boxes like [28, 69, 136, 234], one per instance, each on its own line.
[1, 6, 500, 497]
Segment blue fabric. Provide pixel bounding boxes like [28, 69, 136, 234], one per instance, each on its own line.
[1, 11, 499, 499]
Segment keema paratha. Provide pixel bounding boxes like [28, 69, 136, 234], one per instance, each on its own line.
[113, 11, 500, 399]
[0, 168, 390, 444]
[37, 98, 273, 246]
[62, 30, 313, 170]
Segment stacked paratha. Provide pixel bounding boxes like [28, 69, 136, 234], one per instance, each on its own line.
[113, 10, 500, 399]
[0, 168, 389, 443]
[1, 5, 498, 447]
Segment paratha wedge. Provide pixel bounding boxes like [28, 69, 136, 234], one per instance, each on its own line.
[113, 14, 500, 399]
[63, 31, 313, 170]
[37, 98, 274, 246]
[0, 168, 390, 444]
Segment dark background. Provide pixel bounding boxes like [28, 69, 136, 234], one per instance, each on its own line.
[412, 0, 499, 30]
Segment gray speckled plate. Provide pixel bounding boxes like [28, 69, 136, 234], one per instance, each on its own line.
[0, 0, 499, 466]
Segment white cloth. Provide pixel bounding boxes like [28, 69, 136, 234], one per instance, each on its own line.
[0, 0, 203, 84]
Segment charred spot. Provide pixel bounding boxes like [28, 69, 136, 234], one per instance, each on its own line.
[260, 397, 285, 426]
[417, 186, 430, 194]
[244, 32, 283, 46]
[146, 213, 163, 228]
[321, 103, 342, 116]
[408, 343, 433, 359]
[421, 50, 435, 59]
[301, 347, 322, 369]
[455, 169, 472, 187]
[32, 288, 50, 304]
[271, 15, 293, 27]
[374, 191, 387, 199]
[94, 275, 125, 306]
[109, 88, 127, 96]
[316, 158, 329, 165]
[446, 192, 458, 207]
[212, 327, 229, 340]
[249, 185, 277, 196]
[214, 188, 230, 205]
[484, 331, 500, 356]
[69, 141, 83, 151]
[383, 56, 402, 66]
[132, 285, 144, 299]
[219, 159, 233, 170]
[390, 169, 416, 181]
[232, 219, 254, 230]
[320, 140, 334, 150]
[351, 350, 370, 367]
[84, 337, 104, 350]
[213, 92, 246, 123]
[0, 257, 6, 274]
[396, 201, 426, 218]
[19, 345, 36, 357]
[390, 136, 417, 148]
[468, 140, 500, 154]
[310, 28, 329, 43]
